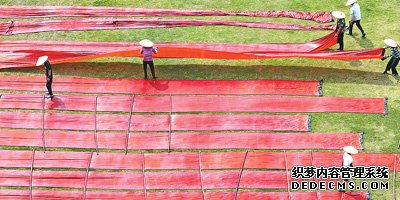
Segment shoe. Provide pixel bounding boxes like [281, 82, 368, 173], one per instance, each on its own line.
[338, 189, 346, 193]
[346, 33, 353, 36]
[152, 77, 157, 80]
[336, 48, 343, 50]
[362, 33, 366, 38]
[394, 74, 399, 77]
[144, 77, 148, 80]
[45, 94, 54, 99]
[382, 71, 387, 74]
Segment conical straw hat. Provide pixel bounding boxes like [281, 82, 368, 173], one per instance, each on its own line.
[346, 0, 357, 6]
[36, 56, 48, 66]
[384, 39, 399, 47]
[332, 11, 346, 19]
[343, 146, 358, 154]
[139, 39, 154, 47]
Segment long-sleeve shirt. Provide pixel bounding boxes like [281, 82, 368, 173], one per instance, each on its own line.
[384, 47, 400, 60]
[342, 153, 353, 167]
[44, 60, 53, 80]
[140, 47, 158, 61]
[350, 3, 362, 21]
[335, 19, 346, 33]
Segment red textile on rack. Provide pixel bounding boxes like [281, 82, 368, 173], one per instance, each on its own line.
[0, 111, 309, 132]
[171, 132, 362, 150]
[87, 172, 144, 190]
[32, 170, 86, 188]
[171, 96, 386, 114]
[145, 152, 200, 170]
[0, 129, 362, 150]
[0, 18, 335, 35]
[7, 151, 396, 173]
[90, 152, 144, 170]
[0, 170, 30, 187]
[34, 151, 90, 169]
[0, 111, 170, 131]
[0, 6, 333, 23]
[0, 94, 385, 114]
[172, 114, 309, 131]
[146, 171, 201, 190]
[202, 171, 287, 189]
[0, 190, 371, 200]
[0, 76, 322, 96]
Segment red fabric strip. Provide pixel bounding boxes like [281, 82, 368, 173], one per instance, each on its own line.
[0, 6, 333, 23]
[0, 76, 322, 96]
[0, 130, 361, 150]
[0, 18, 334, 35]
[1, 94, 385, 114]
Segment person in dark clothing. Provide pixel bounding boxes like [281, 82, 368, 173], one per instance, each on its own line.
[139, 39, 158, 80]
[36, 56, 54, 98]
[382, 39, 400, 77]
[332, 11, 346, 50]
[339, 146, 358, 192]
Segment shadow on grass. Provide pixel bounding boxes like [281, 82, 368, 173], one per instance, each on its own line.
[353, 35, 375, 49]
[0, 61, 393, 85]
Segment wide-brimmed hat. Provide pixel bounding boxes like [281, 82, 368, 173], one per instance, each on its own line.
[36, 56, 48, 66]
[139, 39, 154, 47]
[346, 0, 357, 6]
[332, 11, 346, 19]
[343, 146, 358, 154]
[384, 39, 399, 47]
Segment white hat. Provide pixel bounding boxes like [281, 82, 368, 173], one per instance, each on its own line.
[384, 39, 399, 48]
[139, 39, 154, 47]
[332, 11, 346, 19]
[343, 146, 358, 154]
[345, 0, 357, 6]
[36, 56, 48, 66]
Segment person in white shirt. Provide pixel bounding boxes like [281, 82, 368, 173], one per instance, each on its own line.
[339, 146, 358, 192]
[345, 0, 366, 37]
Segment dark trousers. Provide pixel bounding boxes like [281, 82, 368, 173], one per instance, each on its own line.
[143, 61, 156, 79]
[349, 20, 365, 35]
[385, 57, 399, 75]
[46, 79, 53, 95]
[337, 33, 344, 50]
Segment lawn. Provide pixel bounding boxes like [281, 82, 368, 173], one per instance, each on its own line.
[0, 0, 399, 199]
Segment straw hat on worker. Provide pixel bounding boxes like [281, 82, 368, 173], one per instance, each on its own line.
[332, 11, 346, 19]
[384, 39, 399, 48]
[343, 146, 358, 154]
[345, 0, 357, 6]
[36, 55, 48, 66]
[139, 39, 154, 48]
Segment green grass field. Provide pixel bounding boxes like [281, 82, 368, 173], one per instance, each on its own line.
[0, 0, 399, 199]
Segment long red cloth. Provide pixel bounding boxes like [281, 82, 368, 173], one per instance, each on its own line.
[2, 151, 395, 171]
[0, 6, 333, 23]
[0, 130, 364, 150]
[1, 31, 380, 68]
[0, 190, 371, 200]
[0, 18, 335, 35]
[0, 93, 386, 114]
[0, 76, 322, 96]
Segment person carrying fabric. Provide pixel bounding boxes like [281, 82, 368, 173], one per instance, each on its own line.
[332, 11, 346, 50]
[339, 146, 358, 192]
[139, 39, 158, 80]
[345, 0, 366, 37]
[36, 56, 54, 99]
[382, 39, 400, 77]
